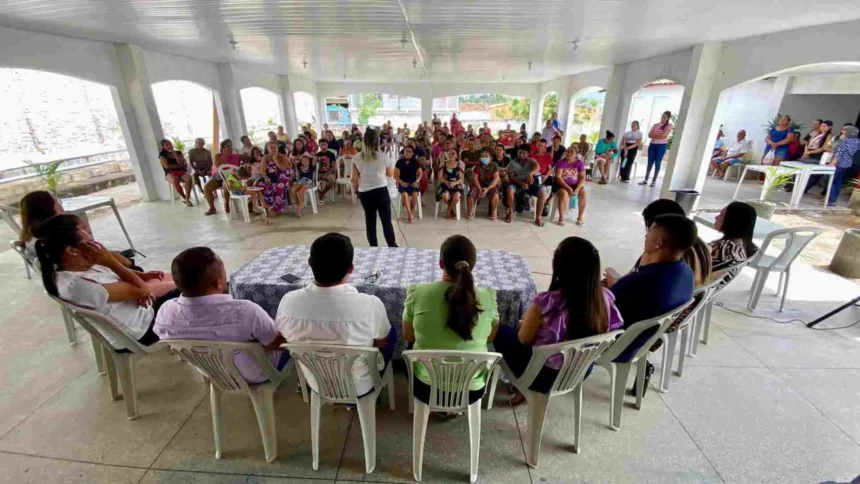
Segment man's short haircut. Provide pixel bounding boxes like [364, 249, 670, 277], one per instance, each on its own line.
[309, 233, 354, 285]
[652, 214, 698, 253]
[172, 247, 221, 297]
[518, 146, 530, 154]
[642, 198, 685, 228]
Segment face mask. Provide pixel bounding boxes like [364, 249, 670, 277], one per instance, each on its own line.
[480, 157, 490, 165]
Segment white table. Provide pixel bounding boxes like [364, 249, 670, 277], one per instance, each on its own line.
[0, 195, 134, 250]
[731, 162, 835, 208]
[694, 213, 785, 240]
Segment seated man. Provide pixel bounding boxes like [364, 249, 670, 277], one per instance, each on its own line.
[502, 146, 541, 223]
[276, 233, 395, 397]
[154, 247, 289, 383]
[710, 130, 752, 178]
[604, 214, 696, 392]
[316, 139, 337, 201]
[187, 137, 213, 193]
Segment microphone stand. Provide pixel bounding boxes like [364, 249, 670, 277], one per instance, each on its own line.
[806, 295, 860, 328]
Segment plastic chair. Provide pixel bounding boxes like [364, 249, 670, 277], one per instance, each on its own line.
[657, 281, 723, 392]
[300, 162, 321, 215]
[690, 258, 752, 355]
[594, 302, 691, 430]
[433, 187, 465, 220]
[547, 193, 579, 220]
[335, 156, 357, 203]
[284, 343, 395, 474]
[402, 350, 501, 483]
[167, 175, 199, 205]
[165, 340, 299, 462]
[487, 332, 621, 468]
[746, 227, 822, 311]
[47, 295, 166, 419]
[615, 159, 638, 181]
[394, 188, 424, 219]
[218, 165, 263, 223]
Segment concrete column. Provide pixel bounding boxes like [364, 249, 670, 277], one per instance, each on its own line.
[113, 43, 167, 201]
[216, 63, 247, 140]
[316, 95, 327, 134]
[661, 43, 723, 199]
[421, 94, 433, 123]
[598, 64, 626, 140]
[556, 79, 573, 140]
[527, 88, 541, 135]
[279, 75, 299, 138]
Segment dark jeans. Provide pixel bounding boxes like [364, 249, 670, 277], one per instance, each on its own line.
[805, 166, 848, 206]
[358, 186, 398, 247]
[620, 147, 638, 181]
[493, 325, 559, 394]
[135, 288, 182, 346]
[645, 143, 668, 181]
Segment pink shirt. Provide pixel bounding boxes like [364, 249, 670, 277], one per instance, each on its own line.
[649, 123, 674, 145]
[154, 294, 282, 383]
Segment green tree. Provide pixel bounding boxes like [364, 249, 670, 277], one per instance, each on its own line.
[541, 93, 558, 123]
[509, 98, 531, 120]
[356, 93, 382, 124]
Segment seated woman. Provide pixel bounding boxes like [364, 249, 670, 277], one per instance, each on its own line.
[494, 236, 622, 404]
[158, 139, 193, 207]
[33, 214, 178, 347]
[594, 131, 618, 185]
[468, 149, 502, 222]
[18, 191, 139, 270]
[711, 201, 758, 281]
[545, 145, 587, 226]
[394, 145, 423, 224]
[436, 148, 465, 220]
[289, 153, 315, 217]
[403, 235, 499, 406]
[262, 140, 293, 216]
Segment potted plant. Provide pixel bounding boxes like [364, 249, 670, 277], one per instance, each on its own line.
[762, 114, 804, 135]
[746, 166, 798, 220]
[171, 137, 186, 154]
[830, 228, 860, 278]
[24, 160, 65, 196]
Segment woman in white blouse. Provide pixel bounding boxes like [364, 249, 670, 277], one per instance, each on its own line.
[351, 128, 399, 247]
[619, 121, 643, 183]
[33, 214, 179, 347]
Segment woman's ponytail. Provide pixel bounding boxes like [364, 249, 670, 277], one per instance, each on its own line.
[440, 236, 482, 341]
[31, 214, 85, 297]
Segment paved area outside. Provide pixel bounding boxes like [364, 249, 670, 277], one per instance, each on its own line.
[1, 178, 859, 483]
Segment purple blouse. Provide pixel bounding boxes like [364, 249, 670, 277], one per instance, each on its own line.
[532, 288, 624, 369]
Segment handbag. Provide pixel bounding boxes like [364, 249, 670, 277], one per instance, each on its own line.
[762, 150, 775, 166]
[820, 152, 833, 166]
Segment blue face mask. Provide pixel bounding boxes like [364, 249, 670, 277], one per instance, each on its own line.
[480, 157, 490, 165]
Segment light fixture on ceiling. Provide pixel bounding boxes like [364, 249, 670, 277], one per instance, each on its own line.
[228, 38, 238, 50]
[343, 74, 347, 80]
[302, 59, 308, 69]
[571, 40, 579, 51]
[527, 62, 532, 72]
[400, 36, 408, 50]
[413, 58, 417, 68]
[502, 75, 506, 81]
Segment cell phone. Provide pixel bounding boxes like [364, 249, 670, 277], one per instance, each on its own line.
[280, 273, 301, 283]
[605, 268, 621, 279]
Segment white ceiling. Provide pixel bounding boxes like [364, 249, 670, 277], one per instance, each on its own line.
[2, 0, 860, 84]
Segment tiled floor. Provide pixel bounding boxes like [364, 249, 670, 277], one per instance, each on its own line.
[1, 180, 859, 483]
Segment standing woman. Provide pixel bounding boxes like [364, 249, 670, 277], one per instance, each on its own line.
[763, 115, 792, 167]
[620, 121, 643, 183]
[351, 128, 398, 247]
[641, 111, 674, 187]
[262, 140, 293, 216]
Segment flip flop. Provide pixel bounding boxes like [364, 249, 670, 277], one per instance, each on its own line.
[204, 209, 217, 216]
[576, 220, 585, 226]
[535, 220, 544, 227]
[557, 220, 566, 226]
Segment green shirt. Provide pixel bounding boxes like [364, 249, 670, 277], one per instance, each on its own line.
[403, 281, 499, 389]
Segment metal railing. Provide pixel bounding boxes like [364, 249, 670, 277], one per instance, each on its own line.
[0, 149, 129, 185]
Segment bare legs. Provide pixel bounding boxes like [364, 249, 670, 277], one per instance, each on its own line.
[167, 174, 193, 206]
[534, 189, 549, 227]
[290, 184, 309, 217]
[203, 178, 225, 215]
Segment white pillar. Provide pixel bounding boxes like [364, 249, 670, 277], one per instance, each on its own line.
[661, 43, 723, 199]
[421, 94, 433, 124]
[114, 43, 168, 201]
[279, 75, 299, 139]
[557, 79, 573, 141]
[598, 64, 626, 140]
[316, 95, 327, 134]
[528, 88, 541, 135]
[216, 63, 247, 140]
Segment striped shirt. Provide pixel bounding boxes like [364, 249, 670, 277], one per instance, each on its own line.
[834, 137, 860, 169]
[649, 123, 674, 145]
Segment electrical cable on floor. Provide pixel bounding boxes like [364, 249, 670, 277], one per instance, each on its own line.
[713, 302, 860, 330]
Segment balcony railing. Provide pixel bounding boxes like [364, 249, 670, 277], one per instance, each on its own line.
[0, 149, 129, 185]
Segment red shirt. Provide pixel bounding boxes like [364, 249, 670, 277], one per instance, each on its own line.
[534, 153, 553, 176]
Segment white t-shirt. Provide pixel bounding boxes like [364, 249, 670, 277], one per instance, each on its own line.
[353, 151, 392, 193]
[725, 139, 753, 159]
[55, 265, 153, 348]
[276, 283, 391, 396]
[623, 130, 643, 146]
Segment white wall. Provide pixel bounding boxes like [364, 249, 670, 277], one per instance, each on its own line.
[790, 73, 860, 95]
[143, 50, 221, 92]
[713, 79, 778, 160]
[626, 84, 685, 133]
[779, 94, 860, 131]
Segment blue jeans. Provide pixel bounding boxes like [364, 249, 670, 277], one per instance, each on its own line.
[827, 167, 848, 206]
[645, 143, 668, 181]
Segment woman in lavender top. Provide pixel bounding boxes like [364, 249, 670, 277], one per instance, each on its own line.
[494, 236, 623, 405]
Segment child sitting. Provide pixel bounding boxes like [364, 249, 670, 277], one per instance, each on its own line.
[226, 167, 271, 225]
[289, 153, 315, 217]
[247, 147, 266, 187]
[436, 153, 464, 219]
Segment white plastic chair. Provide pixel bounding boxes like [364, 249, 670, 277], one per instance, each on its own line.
[284, 343, 394, 474]
[165, 340, 299, 462]
[48, 295, 166, 419]
[218, 165, 263, 223]
[335, 156, 357, 203]
[657, 282, 723, 392]
[747, 227, 822, 311]
[433, 187, 465, 220]
[299, 162, 321, 215]
[487, 332, 621, 468]
[691, 258, 752, 354]
[402, 350, 501, 483]
[594, 302, 691, 430]
[547, 193, 579, 220]
[394, 188, 424, 219]
[615, 159, 638, 181]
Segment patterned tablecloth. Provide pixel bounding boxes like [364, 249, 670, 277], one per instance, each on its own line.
[230, 246, 537, 353]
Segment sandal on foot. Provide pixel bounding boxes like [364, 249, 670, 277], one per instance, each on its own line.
[575, 219, 585, 226]
[557, 220, 566, 226]
[535, 220, 544, 227]
[204, 209, 217, 216]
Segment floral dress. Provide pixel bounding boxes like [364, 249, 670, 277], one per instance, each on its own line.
[262, 159, 291, 213]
